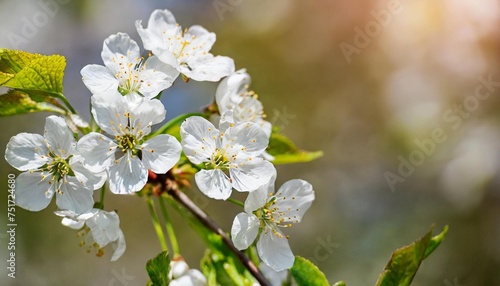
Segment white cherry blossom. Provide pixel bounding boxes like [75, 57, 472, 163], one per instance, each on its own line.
[4, 116, 105, 214]
[180, 116, 275, 200]
[169, 260, 207, 286]
[81, 32, 177, 104]
[231, 176, 314, 271]
[77, 90, 182, 194]
[136, 9, 235, 82]
[216, 69, 271, 137]
[56, 209, 126, 261]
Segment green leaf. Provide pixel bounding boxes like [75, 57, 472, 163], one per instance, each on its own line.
[0, 90, 65, 117]
[333, 282, 347, 286]
[146, 250, 171, 286]
[375, 225, 448, 286]
[267, 132, 323, 164]
[290, 256, 330, 286]
[0, 49, 66, 94]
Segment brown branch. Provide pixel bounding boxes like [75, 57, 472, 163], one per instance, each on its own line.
[167, 187, 271, 286]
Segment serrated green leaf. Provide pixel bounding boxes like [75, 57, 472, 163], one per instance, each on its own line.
[0, 49, 66, 94]
[146, 250, 171, 286]
[290, 256, 329, 286]
[267, 132, 323, 164]
[0, 90, 65, 116]
[375, 225, 448, 286]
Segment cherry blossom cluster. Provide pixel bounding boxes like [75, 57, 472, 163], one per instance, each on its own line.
[4, 9, 315, 276]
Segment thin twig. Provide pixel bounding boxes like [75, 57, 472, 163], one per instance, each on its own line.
[167, 187, 270, 286]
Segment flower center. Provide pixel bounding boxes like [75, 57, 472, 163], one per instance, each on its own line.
[209, 148, 231, 171]
[115, 58, 145, 95]
[47, 155, 72, 182]
[116, 133, 139, 154]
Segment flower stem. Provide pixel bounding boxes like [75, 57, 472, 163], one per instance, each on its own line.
[146, 197, 169, 252]
[227, 198, 244, 207]
[159, 196, 180, 257]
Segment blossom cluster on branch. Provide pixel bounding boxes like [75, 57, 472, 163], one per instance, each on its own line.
[4, 9, 316, 285]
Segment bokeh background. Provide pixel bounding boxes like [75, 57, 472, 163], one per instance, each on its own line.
[1, 0, 500, 285]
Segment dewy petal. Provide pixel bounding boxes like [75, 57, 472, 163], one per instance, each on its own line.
[77, 132, 117, 172]
[274, 179, 314, 224]
[108, 152, 148, 194]
[180, 116, 218, 164]
[101, 32, 140, 72]
[230, 159, 276, 193]
[138, 56, 178, 98]
[91, 90, 128, 135]
[44, 115, 76, 158]
[224, 122, 269, 159]
[194, 169, 232, 200]
[55, 176, 94, 214]
[5, 133, 49, 171]
[231, 212, 260, 250]
[215, 69, 250, 113]
[182, 54, 235, 82]
[244, 174, 276, 214]
[81, 64, 118, 94]
[141, 134, 181, 174]
[257, 227, 295, 272]
[129, 98, 166, 137]
[15, 171, 53, 212]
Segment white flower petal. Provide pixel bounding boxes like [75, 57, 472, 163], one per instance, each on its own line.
[102, 32, 140, 72]
[171, 260, 190, 279]
[182, 54, 235, 82]
[194, 169, 232, 200]
[77, 132, 117, 172]
[5, 133, 49, 171]
[136, 10, 181, 70]
[86, 210, 121, 246]
[230, 159, 276, 192]
[185, 269, 207, 285]
[224, 122, 269, 158]
[231, 212, 260, 250]
[260, 263, 289, 286]
[61, 218, 85, 230]
[129, 98, 166, 136]
[91, 90, 128, 135]
[215, 69, 250, 113]
[44, 115, 75, 158]
[274, 179, 314, 223]
[81, 64, 118, 94]
[15, 172, 53, 211]
[70, 158, 107, 190]
[141, 134, 181, 174]
[257, 228, 295, 272]
[185, 25, 216, 53]
[138, 56, 178, 98]
[180, 116, 218, 164]
[55, 176, 94, 214]
[108, 153, 148, 194]
[110, 229, 126, 261]
[244, 174, 276, 214]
